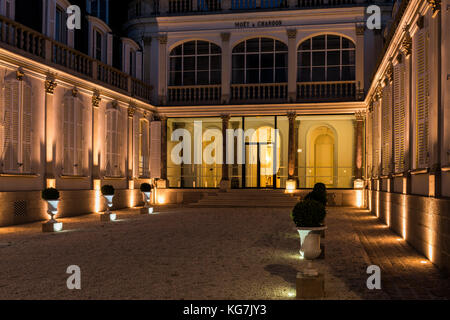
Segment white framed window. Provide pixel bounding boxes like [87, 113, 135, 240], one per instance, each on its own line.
[95, 29, 103, 61]
[170, 40, 222, 86]
[105, 103, 123, 177]
[63, 93, 85, 176]
[139, 118, 149, 177]
[232, 38, 287, 84]
[55, 4, 68, 44]
[298, 35, 355, 82]
[0, 74, 32, 174]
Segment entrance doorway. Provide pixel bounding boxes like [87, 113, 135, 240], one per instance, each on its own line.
[244, 142, 275, 188]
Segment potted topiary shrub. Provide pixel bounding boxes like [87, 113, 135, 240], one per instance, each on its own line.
[100, 185, 116, 222]
[140, 183, 154, 214]
[304, 183, 327, 206]
[291, 199, 327, 276]
[41, 188, 63, 232]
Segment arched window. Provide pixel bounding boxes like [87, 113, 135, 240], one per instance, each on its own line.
[298, 35, 355, 82]
[63, 92, 85, 176]
[169, 40, 222, 86]
[105, 103, 123, 177]
[139, 118, 149, 177]
[232, 38, 288, 84]
[1, 74, 32, 174]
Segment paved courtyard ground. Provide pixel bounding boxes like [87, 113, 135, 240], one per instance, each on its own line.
[0, 206, 449, 300]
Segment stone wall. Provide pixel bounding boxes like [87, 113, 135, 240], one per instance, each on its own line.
[368, 190, 450, 272]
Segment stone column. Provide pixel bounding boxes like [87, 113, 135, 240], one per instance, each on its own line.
[287, 112, 297, 180]
[220, 114, 231, 190]
[44, 74, 57, 187]
[287, 29, 297, 103]
[142, 36, 152, 84]
[127, 105, 136, 183]
[354, 111, 365, 180]
[160, 116, 168, 182]
[91, 90, 101, 184]
[355, 23, 365, 100]
[158, 34, 168, 105]
[221, 32, 231, 104]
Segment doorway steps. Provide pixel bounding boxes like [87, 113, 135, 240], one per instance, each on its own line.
[188, 189, 301, 208]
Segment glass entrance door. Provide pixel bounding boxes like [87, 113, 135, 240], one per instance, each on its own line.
[244, 142, 275, 188]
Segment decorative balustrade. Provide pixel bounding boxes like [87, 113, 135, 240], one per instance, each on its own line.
[169, 0, 193, 13]
[52, 42, 94, 78]
[97, 62, 129, 92]
[0, 16, 46, 58]
[0, 15, 153, 103]
[168, 85, 222, 105]
[297, 0, 356, 8]
[132, 78, 153, 102]
[230, 83, 288, 103]
[296, 81, 357, 101]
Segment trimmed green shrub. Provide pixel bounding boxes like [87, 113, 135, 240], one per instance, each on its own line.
[42, 188, 60, 201]
[291, 199, 326, 228]
[101, 185, 115, 196]
[304, 183, 327, 206]
[140, 183, 153, 192]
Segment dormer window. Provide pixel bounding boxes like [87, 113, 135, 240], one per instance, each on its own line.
[55, 5, 67, 44]
[95, 30, 103, 61]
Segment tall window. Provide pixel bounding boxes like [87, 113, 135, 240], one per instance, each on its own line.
[95, 30, 103, 61]
[415, 25, 429, 169]
[55, 5, 67, 44]
[169, 41, 221, 86]
[63, 94, 84, 176]
[298, 35, 355, 82]
[1, 76, 32, 174]
[105, 105, 122, 177]
[232, 38, 287, 84]
[393, 61, 406, 173]
[139, 119, 149, 177]
[88, 0, 109, 24]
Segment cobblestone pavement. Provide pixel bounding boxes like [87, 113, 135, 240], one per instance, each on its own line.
[0, 206, 448, 300]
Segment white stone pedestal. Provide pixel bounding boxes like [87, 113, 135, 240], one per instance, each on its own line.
[42, 221, 63, 233]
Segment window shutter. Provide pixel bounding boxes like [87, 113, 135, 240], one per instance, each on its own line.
[21, 83, 32, 173]
[133, 117, 139, 178]
[393, 63, 406, 173]
[150, 121, 161, 179]
[106, 110, 112, 177]
[140, 119, 149, 177]
[63, 96, 74, 175]
[3, 80, 20, 173]
[381, 85, 392, 175]
[116, 110, 122, 177]
[372, 102, 379, 176]
[75, 99, 84, 176]
[415, 28, 429, 169]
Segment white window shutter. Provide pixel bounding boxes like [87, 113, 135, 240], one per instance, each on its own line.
[415, 28, 429, 169]
[21, 83, 32, 173]
[133, 117, 139, 177]
[106, 111, 112, 177]
[75, 99, 84, 176]
[63, 96, 75, 175]
[150, 121, 161, 179]
[3, 80, 20, 173]
[372, 102, 379, 176]
[381, 85, 392, 175]
[393, 63, 406, 173]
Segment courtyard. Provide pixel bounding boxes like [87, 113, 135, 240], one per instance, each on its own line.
[0, 206, 449, 300]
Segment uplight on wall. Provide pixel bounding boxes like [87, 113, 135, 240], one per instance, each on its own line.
[93, 179, 101, 213]
[158, 196, 165, 205]
[286, 180, 296, 194]
[46, 179, 56, 189]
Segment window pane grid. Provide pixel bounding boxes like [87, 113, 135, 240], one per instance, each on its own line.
[232, 38, 288, 84]
[297, 35, 355, 82]
[170, 41, 222, 86]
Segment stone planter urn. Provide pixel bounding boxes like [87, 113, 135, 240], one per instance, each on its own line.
[42, 200, 63, 232]
[140, 191, 154, 214]
[297, 226, 327, 276]
[101, 195, 117, 222]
